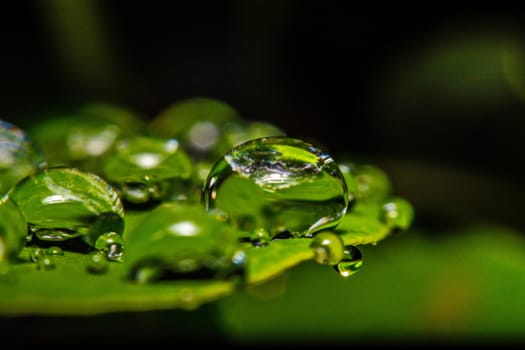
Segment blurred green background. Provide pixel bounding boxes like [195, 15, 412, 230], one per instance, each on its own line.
[1, 0, 525, 346]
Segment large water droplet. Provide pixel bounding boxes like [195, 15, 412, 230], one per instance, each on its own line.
[380, 197, 415, 233]
[310, 232, 345, 265]
[202, 136, 349, 238]
[0, 195, 29, 263]
[102, 136, 193, 206]
[0, 120, 46, 194]
[148, 97, 241, 160]
[126, 203, 246, 283]
[8, 167, 125, 250]
[334, 245, 363, 278]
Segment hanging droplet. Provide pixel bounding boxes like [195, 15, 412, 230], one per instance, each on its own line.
[148, 97, 241, 160]
[8, 167, 125, 250]
[28, 103, 145, 171]
[126, 203, 247, 283]
[86, 251, 109, 274]
[45, 246, 64, 256]
[334, 245, 363, 278]
[101, 136, 193, 206]
[0, 119, 46, 194]
[380, 197, 415, 233]
[95, 232, 125, 262]
[202, 136, 349, 238]
[0, 195, 29, 264]
[310, 232, 345, 265]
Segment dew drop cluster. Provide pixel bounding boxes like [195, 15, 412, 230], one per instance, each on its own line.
[0, 98, 414, 286]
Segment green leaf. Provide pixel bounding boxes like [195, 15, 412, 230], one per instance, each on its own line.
[0, 201, 393, 315]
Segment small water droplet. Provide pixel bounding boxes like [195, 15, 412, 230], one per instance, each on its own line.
[45, 246, 64, 256]
[102, 136, 193, 206]
[95, 232, 125, 262]
[380, 197, 415, 233]
[36, 255, 56, 270]
[334, 245, 363, 278]
[310, 232, 345, 265]
[29, 247, 44, 263]
[338, 161, 391, 203]
[86, 251, 109, 274]
[28, 103, 144, 171]
[148, 97, 241, 160]
[250, 227, 271, 247]
[9, 167, 125, 251]
[202, 136, 349, 238]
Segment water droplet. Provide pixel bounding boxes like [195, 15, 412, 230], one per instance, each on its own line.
[126, 203, 246, 283]
[0, 195, 28, 263]
[95, 232, 125, 262]
[86, 251, 109, 274]
[334, 245, 363, 278]
[380, 197, 415, 233]
[338, 161, 391, 203]
[0, 120, 46, 194]
[46, 246, 64, 256]
[148, 97, 241, 160]
[29, 103, 144, 171]
[9, 167, 125, 250]
[310, 232, 345, 265]
[29, 247, 44, 263]
[250, 227, 271, 247]
[102, 136, 193, 206]
[36, 255, 56, 270]
[202, 136, 349, 238]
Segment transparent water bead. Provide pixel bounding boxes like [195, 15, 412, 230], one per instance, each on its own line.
[338, 161, 391, 203]
[334, 245, 363, 278]
[102, 136, 193, 206]
[8, 167, 125, 250]
[202, 136, 349, 238]
[126, 203, 247, 284]
[0, 119, 46, 194]
[148, 97, 241, 160]
[0, 195, 29, 263]
[380, 197, 415, 233]
[29, 103, 145, 171]
[310, 232, 345, 265]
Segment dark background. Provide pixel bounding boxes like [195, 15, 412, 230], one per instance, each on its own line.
[1, 1, 525, 229]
